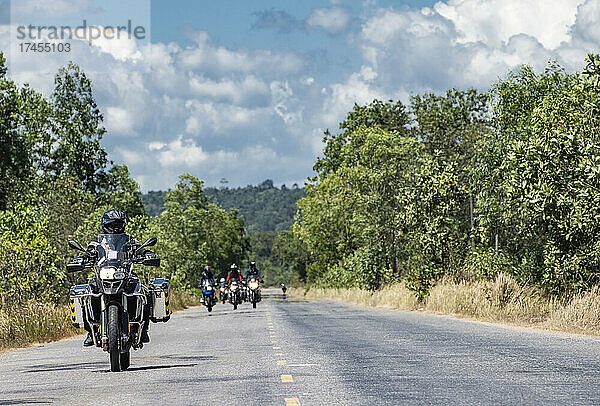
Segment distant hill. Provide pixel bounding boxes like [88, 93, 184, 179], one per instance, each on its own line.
[142, 180, 305, 234]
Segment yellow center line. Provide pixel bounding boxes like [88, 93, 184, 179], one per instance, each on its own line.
[284, 398, 301, 406]
[275, 352, 284, 356]
[281, 374, 294, 383]
[273, 346, 281, 349]
[277, 360, 287, 365]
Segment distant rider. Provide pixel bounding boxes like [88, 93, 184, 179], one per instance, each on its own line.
[82, 209, 152, 346]
[198, 265, 216, 287]
[245, 261, 264, 283]
[227, 263, 243, 285]
[198, 265, 216, 303]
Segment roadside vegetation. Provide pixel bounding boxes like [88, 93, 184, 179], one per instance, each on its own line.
[288, 54, 600, 335]
[294, 272, 600, 335]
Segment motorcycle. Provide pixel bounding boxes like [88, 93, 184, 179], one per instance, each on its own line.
[248, 276, 261, 309]
[228, 280, 242, 310]
[281, 283, 287, 299]
[66, 235, 168, 372]
[200, 279, 216, 312]
[219, 281, 228, 304]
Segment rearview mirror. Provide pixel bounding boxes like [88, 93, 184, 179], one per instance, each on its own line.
[136, 237, 157, 255]
[68, 240, 85, 252]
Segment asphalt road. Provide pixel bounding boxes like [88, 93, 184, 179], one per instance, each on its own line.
[2, 290, 600, 405]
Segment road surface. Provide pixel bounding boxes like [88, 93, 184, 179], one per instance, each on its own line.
[2, 289, 600, 405]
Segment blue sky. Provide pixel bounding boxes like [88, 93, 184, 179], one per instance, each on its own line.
[2, 0, 597, 191]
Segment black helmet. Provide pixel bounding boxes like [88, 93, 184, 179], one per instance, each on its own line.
[204, 265, 211, 272]
[230, 264, 238, 270]
[101, 209, 127, 234]
[250, 261, 256, 268]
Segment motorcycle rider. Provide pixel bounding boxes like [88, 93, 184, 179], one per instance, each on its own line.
[198, 265, 216, 303]
[245, 261, 264, 283]
[82, 209, 152, 347]
[227, 263, 243, 285]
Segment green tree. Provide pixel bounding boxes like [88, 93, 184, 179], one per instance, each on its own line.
[152, 174, 249, 288]
[46, 62, 108, 194]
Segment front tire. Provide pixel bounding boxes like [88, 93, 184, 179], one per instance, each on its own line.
[108, 305, 121, 372]
[252, 302, 256, 309]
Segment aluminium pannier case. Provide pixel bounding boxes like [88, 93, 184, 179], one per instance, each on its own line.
[149, 278, 171, 322]
[69, 284, 90, 328]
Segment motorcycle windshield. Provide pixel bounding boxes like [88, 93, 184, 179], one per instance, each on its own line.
[95, 234, 130, 267]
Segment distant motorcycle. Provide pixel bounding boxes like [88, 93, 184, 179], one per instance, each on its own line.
[248, 276, 262, 309]
[200, 279, 216, 312]
[281, 283, 287, 299]
[229, 280, 243, 310]
[240, 279, 248, 302]
[218, 279, 228, 304]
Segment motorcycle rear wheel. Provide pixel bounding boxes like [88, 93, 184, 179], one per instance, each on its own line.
[108, 305, 121, 372]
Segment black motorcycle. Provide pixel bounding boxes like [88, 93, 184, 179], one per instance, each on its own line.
[67, 235, 166, 372]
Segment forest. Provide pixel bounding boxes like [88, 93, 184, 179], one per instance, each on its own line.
[142, 180, 305, 234]
[294, 54, 600, 300]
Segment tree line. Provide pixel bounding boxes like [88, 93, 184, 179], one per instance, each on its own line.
[142, 179, 305, 234]
[293, 54, 600, 299]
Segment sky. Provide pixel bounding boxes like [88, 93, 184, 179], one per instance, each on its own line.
[1, 0, 599, 191]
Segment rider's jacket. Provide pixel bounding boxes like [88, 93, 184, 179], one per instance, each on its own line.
[245, 268, 263, 282]
[199, 270, 216, 286]
[227, 269, 243, 283]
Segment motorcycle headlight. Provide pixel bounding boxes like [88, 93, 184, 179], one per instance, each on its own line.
[100, 267, 124, 280]
[249, 281, 259, 289]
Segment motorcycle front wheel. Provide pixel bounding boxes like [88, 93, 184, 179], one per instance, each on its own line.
[108, 305, 121, 372]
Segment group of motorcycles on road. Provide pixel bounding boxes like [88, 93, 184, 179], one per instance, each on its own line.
[198, 264, 264, 312]
[64, 209, 284, 373]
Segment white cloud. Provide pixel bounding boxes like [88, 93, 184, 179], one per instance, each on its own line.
[105, 107, 134, 135]
[307, 7, 351, 34]
[155, 137, 209, 167]
[188, 74, 269, 106]
[435, 0, 584, 49]
[7, 1, 600, 192]
[179, 32, 305, 77]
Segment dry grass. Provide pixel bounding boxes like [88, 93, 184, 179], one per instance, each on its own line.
[0, 302, 77, 351]
[170, 289, 201, 310]
[292, 273, 600, 336]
